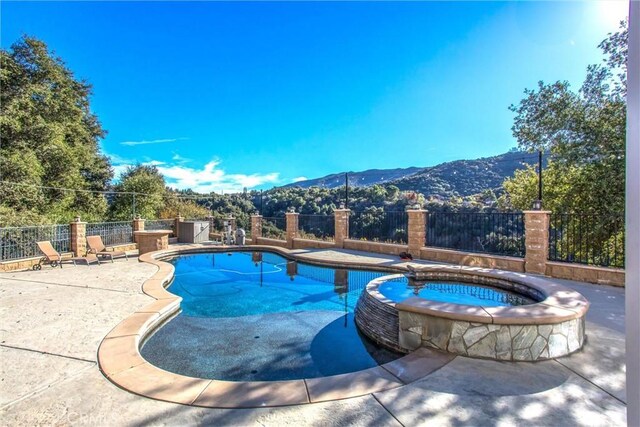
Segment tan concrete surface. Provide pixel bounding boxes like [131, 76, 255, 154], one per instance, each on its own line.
[0, 245, 626, 426]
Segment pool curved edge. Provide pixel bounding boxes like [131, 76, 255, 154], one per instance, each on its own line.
[356, 265, 590, 361]
[97, 244, 455, 409]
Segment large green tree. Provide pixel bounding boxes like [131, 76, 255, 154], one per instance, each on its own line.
[109, 165, 166, 220]
[505, 20, 627, 215]
[1, 36, 113, 225]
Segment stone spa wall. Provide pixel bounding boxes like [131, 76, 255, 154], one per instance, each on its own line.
[355, 266, 589, 362]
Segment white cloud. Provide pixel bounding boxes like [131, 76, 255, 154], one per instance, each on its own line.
[112, 164, 130, 180]
[171, 153, 192, 164]
[157, 160, 280, 193]
[107, 152, 277, 192]
[143, 160, 165, 166]
[292, 176, 308, 183]
[120, 137, 187, 146]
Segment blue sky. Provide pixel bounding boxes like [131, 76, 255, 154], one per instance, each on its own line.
[1, 1, 628, 193]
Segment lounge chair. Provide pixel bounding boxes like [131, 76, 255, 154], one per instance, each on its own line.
[34, 241, 101, 270]
[86, 235, 129, 262]
[34, 241, 64, 270]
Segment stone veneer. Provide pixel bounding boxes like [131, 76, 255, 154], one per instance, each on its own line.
[285, 212, 299, 249]
[355, 279, 403, 352]
[355, 265, 589, 362]
[524, 210, 551, 275]
[406, 209, 427, 259]
[70, 220, 87, 257]
[398, 311, 585, 361]
[333, 209, 350, 248]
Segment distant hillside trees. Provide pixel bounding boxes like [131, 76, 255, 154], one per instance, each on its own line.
[0, 36, 112, 225]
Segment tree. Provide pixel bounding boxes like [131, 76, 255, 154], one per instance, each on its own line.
[504, 20, 627, 266]
[0, 36, 112, 225]
[109, 165, 165, 220]
[159, 191, 212, 219]
[506, 20, 627, 215]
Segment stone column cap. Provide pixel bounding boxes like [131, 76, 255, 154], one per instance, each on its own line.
[70, 221, 87, 225]
[406, 209, 428, 213]
[333, 208, 351, 212]
[285, 212, 299, 215]
[523, 210, 552, 214]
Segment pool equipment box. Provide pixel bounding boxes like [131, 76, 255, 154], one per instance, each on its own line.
[178, 221, 210, 243]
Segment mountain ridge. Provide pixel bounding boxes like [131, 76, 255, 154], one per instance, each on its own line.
[282, 150, 538, 199]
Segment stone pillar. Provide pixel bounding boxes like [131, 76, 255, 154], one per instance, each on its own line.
[334, 209, 350, 248]
[132, 217, 145, 243]
[207, 216, 215, 237]
[285, 212, 299, 249]
[70, 218, 87, 257]
[226, 216, 236, 232]
[286, 261, 298, 279]
[251, 215, 263, 244]
[407, 209, 427, 258]
[524, 210, 551, 275]
[175, 215, 183, 241]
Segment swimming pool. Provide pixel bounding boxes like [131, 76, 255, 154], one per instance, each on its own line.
[141, 251, 403, 381]
[377, 279, 536, 306]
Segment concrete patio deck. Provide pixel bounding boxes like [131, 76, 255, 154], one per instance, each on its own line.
[0, 246, 627, 426]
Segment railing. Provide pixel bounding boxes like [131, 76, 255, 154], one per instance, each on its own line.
[298, 214, 335, 241]
[207, 217, 226, 233]
[549, 213, 624, 268]
[0, 224, 70, 261]
[349, 210, 408, 244]
[145, 219, 175, 236]
[261, 217, 286, 240]
[293, 264, 388, 294]
[86, 221, 133, 246]
[426, 212, 525, 257]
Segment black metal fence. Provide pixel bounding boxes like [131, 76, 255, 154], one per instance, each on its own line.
[349, 210, 408, 244]
[549, 213, 624, 268]
[145, 219, 175, 236]
[261, 217, 286, 240]
[426, 212, 525, 257]
[0, 224, 70, 261]
[86, 221, 133, 246]
[298, 214, 335, 241]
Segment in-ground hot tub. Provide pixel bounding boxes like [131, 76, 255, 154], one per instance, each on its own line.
[354, 265, 589, 361]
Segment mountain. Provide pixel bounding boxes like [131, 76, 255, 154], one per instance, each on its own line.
[283, 151, 539, 199]
[282, 167, 424, 189]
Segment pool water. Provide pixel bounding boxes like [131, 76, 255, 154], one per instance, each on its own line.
[141, 251, 402, 381]
[378, 279, 536, 306]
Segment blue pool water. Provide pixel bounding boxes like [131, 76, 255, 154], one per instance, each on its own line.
[378, 279, 535, 306]
[141, 251, 403, 381]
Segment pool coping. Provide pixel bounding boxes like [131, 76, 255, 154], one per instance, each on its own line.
[369, 265, 590, 325]
[97, 244, 588, 408]
[97, 244, 457, 408]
